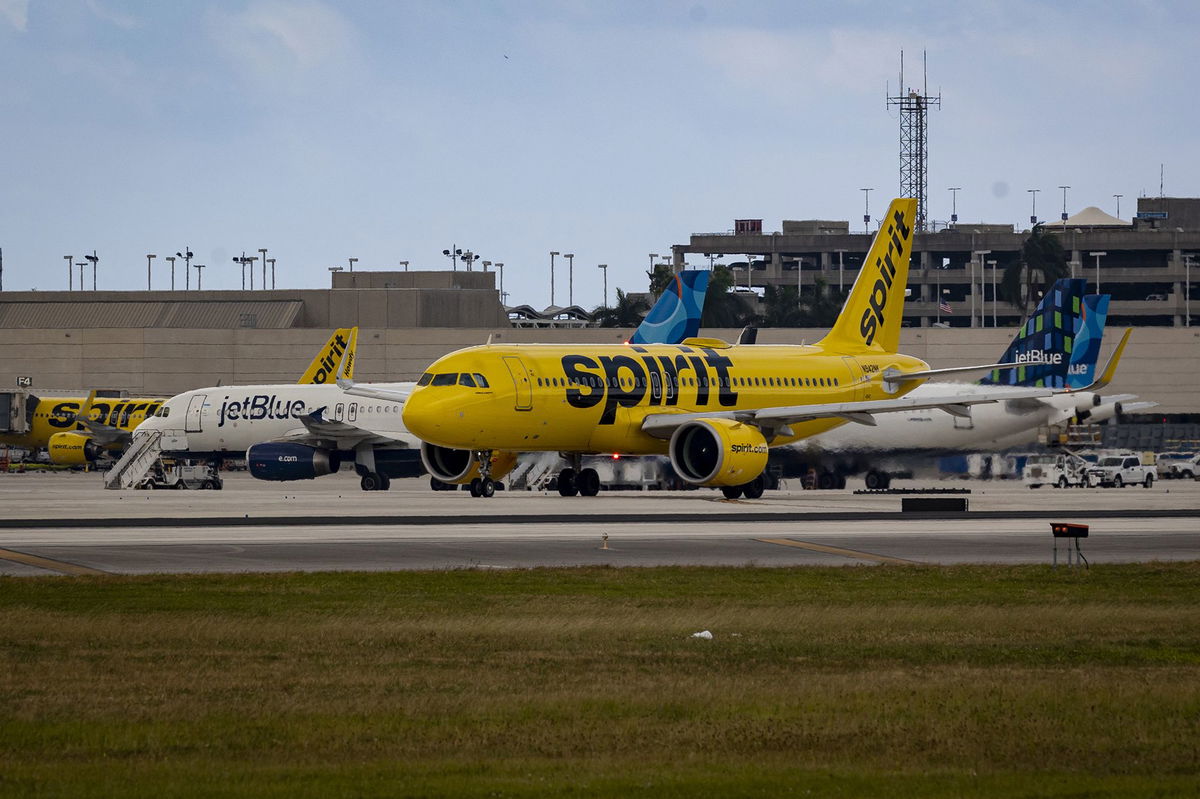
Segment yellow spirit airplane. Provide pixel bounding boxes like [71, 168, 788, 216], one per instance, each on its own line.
[392, 198, 1054, 498]
[1, 327, 357, 465]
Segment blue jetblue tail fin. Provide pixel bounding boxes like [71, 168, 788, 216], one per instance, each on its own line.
[979, 278, 1087, 388]
[1067, 293, 1110, 389]
[629, 270, 710, 345]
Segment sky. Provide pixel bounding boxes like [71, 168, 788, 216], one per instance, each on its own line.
[2, 0, 1198, 308]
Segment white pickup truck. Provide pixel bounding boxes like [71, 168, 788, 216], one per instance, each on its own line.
[1024, 453, 1090, 488]
[1086, 454, 1156, 488]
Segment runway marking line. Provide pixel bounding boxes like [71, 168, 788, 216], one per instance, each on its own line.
[0, 548, 108, 576]
[756, 538, 920, 565]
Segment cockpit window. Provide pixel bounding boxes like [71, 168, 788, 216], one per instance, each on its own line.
[417, 373, 433, 386]
[431, 373, 458, 386]
[155, 406, 170, 418]
[459, 373, 477, 387]
[473, 373, 489, 388]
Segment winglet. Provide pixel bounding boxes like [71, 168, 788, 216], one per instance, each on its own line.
[73, 390, 98, 424]
[1072, 327, 1131, 393]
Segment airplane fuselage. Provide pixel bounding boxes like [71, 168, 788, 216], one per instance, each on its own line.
[0, 395, 164, 453]
[402, 341, 930, 454]
[138, 383, 412, 457]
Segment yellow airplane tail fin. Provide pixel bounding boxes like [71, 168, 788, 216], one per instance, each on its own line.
[298, 327, 357, 384]
[817, 198, 918, 354]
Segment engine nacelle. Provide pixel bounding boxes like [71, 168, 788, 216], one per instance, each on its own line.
[48, 432, 102, 464]
[247, 442, 341, 481]
[668, 418, 768, 487]
[420, 443, 517, 485]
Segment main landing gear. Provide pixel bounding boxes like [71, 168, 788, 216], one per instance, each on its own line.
[555, 453, 600, 497]
[719, 473, 766, 500]
[360, 472, 391, 491]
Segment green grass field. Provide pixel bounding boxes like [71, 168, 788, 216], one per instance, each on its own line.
[2, 563, 1199, 797]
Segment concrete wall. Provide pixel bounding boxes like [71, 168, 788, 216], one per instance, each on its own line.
[1, 326, 1196, 413]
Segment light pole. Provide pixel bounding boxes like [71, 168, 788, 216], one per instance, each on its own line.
[598, 264, 608, 309]
[1058, 185, 1070, 222]
[1027, 188, 1040, 226]
[399, 260, 409, 271]
[1114, 194, 1123, 219]
[328, 266, 343, 285]
[177, 249, 192, 290]
[861, 188, 873, 233]
[233, 255, 247, 289]
[443, 247, 461, 270]
[494, 262, 504, 299]
[988, 259, 998, 327]
[268, 258, 276, 288]
[481, 260, 491, 273]
[834, 249, 846, 293]
[76, 261, 87, 290]
[460, 251, 479, 271]
[166, 256, 176, 290]
[1089, 251, 1106, 294]
[146, 254, 156, 290]
[348, 257, 357, 273]
[64, 255, 73, 290]
[647, 253, 658, 273]
[84, 252, 98, 291]
[549, 251, 560, 306]
[563, 253, 574, 306]
[193, 264, 205, 289]
[948, 187, 961, 226]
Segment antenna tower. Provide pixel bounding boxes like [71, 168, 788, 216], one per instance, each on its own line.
[887, 50, 940, 231]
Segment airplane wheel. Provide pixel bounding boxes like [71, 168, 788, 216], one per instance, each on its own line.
[360, 473, 382, 491]
[468, 478, 481, 497]
[1057, 476, 1069, 489]
[741, 475, 766, 500]
[817, 471, 836, 490]
[577, 468, 600, 497]
[480, 478, 496, 498]
[378, 474, 391, 491]
[557, 468, 578, 497]
[721, 485, 743, 500]
[835, 474, 847, 490]
[865, 470, 884, 490]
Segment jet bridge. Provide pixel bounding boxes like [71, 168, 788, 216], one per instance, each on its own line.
[0, 391, 31, 435]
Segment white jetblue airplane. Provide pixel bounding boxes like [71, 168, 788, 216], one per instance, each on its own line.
[134, 278, 713, 491]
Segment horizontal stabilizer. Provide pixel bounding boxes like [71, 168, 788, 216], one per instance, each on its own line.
[1065, 328, 1131, 393]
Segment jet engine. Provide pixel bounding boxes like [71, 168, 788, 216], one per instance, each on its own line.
[48, 432, 102, 464]
[420, 443, 517, 485]
[247, 442, 341, 481]
[668, 418, 768, 487]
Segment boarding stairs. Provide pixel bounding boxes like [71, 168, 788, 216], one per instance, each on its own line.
[103, 430, 164, 490]
[508, 452, 562, 491]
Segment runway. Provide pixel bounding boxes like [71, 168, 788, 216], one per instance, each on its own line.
[1, 472, 1197, 575]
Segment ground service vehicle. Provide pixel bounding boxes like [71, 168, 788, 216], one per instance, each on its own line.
[1086, 453, 1156, 488]
[1023, 453, 1090, 488]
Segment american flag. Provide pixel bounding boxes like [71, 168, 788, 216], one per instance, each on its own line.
[939, 298, 953, 314]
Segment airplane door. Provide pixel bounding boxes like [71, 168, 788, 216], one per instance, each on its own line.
[185, 394, 206, 433]
[502, 356, 533, 411]
[841, 357, 867, 402]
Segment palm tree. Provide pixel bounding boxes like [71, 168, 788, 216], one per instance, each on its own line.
[699, 265, 756, 328]
[999, 224, 1070, 314]
[759, 277, 844, 328]
[592, 288, 649, 328]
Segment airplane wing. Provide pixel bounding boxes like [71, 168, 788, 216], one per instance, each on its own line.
[336, 380, 412, 404]
[74, 418, 133, 446]
[639, 387, 1055, 440]
[271, 408, 411, 450]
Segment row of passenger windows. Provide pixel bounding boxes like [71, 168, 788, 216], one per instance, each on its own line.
[417, 372, 490, 388]
[535, 375, 840, 389]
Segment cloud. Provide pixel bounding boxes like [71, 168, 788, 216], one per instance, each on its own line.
[208, 0, 355, 91]
[0, 0, 29, 31]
